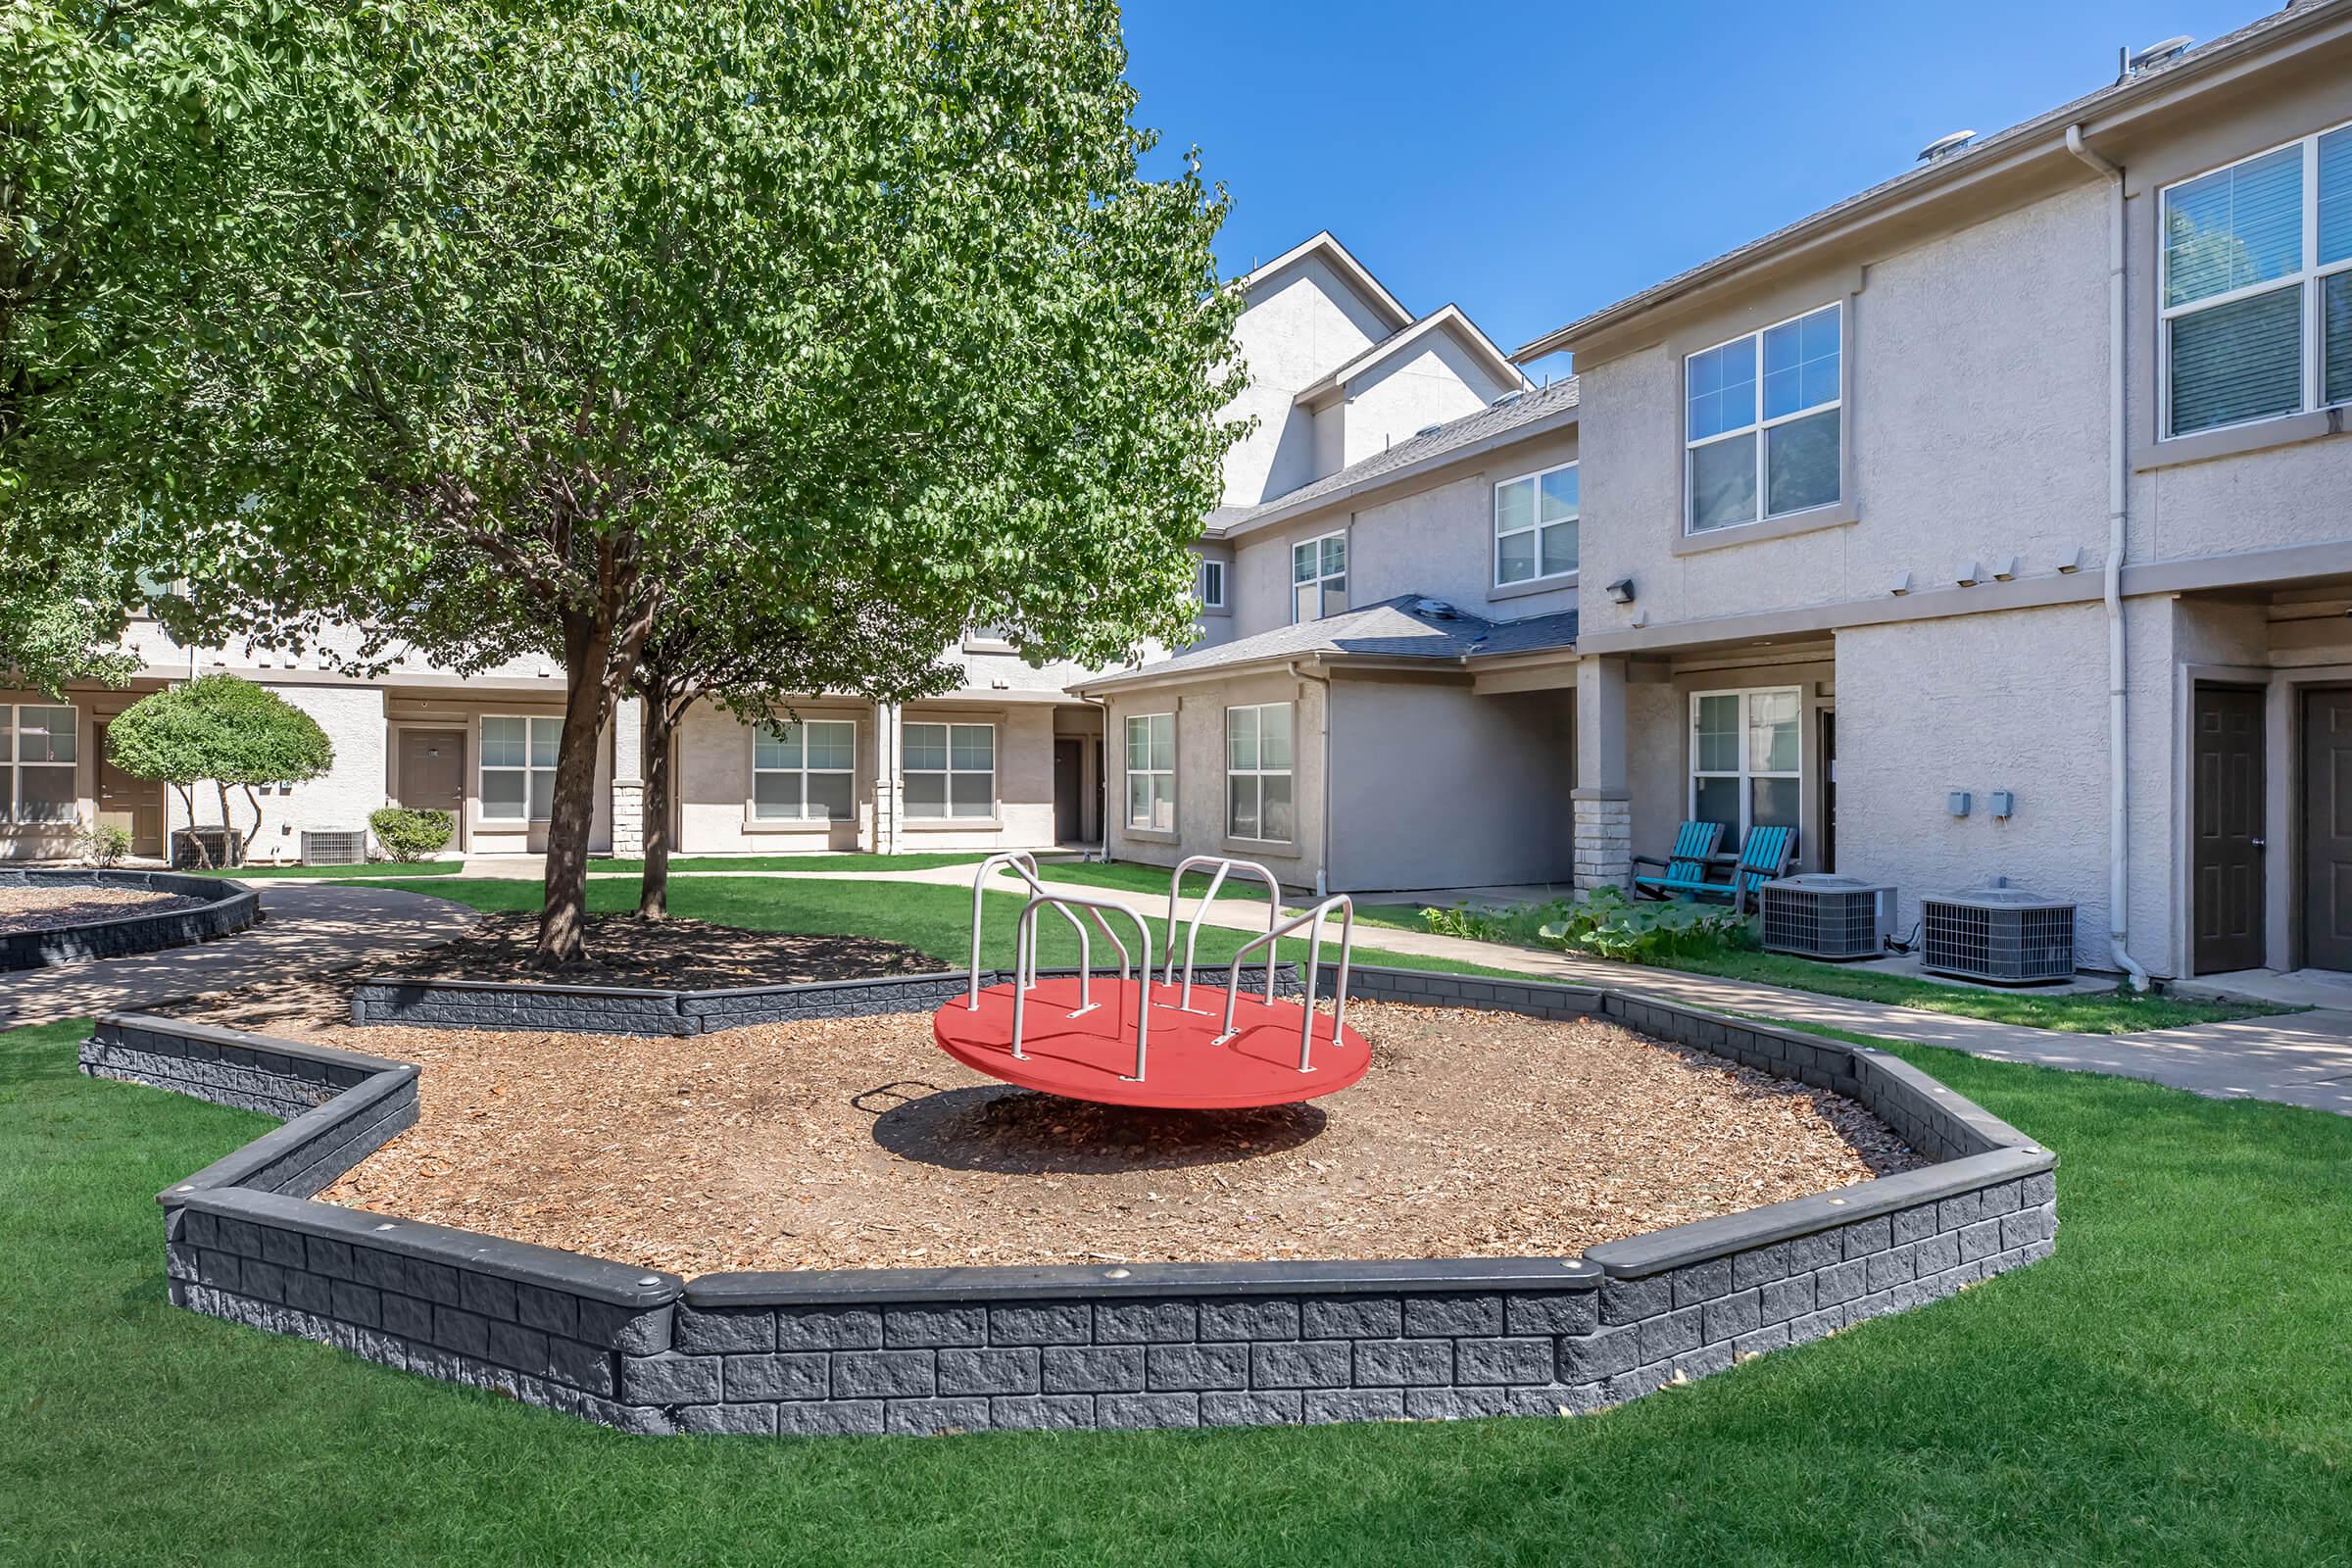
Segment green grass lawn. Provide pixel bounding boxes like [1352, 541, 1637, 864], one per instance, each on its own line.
[353, 875, 1527, 981]
[1025, 858, 1274, 901]
[1355, 900, 2284, 1036]
[5, 1009, 2346, 1564]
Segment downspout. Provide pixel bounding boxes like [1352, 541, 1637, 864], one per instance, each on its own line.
[1077, 691, 1112, 860]
[1287, 659, 1333, 898]
[2067, 123, 2151, 991]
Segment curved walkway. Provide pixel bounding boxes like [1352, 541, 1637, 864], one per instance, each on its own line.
[0, 884, 477, 1029]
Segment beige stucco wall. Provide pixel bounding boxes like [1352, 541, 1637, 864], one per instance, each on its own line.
[1102, 669, 1330, 892]
[1225, 428, 1583, 643]
[1326, 675, 1575, 892]
[1223, 252, 1396, 505]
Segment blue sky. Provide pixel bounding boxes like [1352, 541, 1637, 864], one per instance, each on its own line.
[1123, 0, 2264, 372]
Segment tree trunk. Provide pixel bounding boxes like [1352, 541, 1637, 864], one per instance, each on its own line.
[174, 784, 210, 867]
[638, 697, 679, 920]
[240, 784, 266, 858]
[537, 619, 617, 966]
[213, 780, 234, 865]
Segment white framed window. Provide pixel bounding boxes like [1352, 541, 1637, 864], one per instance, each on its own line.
[2161, 120, 2352, 438]
[753, 718, 856, 820]
[1197, 558, 1226, 610]
[1494, 461, 1579, 585]
[1690, 689, 1801, 843]
[2, 705, 77, 824]
[1686, 302, 1841, 533]
[1125, 712, 1175, 830]
[904, 721, 994, 819]
[479, 715, 559, 822]
[1291, 532, 1347, 623]
[1225, 702, 1294, 842]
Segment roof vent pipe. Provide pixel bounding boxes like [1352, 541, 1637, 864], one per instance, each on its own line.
[2124, 34, 2193, 75]
[1918, 130, 1977, 163]
[2066, 122, 2151, 992]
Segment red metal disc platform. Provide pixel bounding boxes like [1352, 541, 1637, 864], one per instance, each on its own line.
[932, 976, 1371, 1109]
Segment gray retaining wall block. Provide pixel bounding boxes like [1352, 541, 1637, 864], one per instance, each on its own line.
[93, 963, 2058, 1440]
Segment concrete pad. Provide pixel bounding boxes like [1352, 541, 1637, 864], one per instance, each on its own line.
[0, 884, 477, 1029]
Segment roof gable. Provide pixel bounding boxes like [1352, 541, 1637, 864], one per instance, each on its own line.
[1239, 231, 1416, 334]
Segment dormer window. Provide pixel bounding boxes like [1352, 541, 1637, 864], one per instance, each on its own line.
[1686, 303, 1841, 534]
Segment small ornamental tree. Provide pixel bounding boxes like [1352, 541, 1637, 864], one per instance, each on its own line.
[105, 674, 333, 863]
[140, 0, 1246, 965]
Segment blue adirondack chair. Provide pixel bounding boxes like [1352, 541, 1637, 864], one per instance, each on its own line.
[1636, 823, 1797, 914]
[1630, 820, 1726, 902]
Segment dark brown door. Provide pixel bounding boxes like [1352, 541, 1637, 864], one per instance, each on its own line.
[2192, 685, 2266, 974]
[397, 729, 466, 846]
[1819, 710, 1837, 874]
[1053, 739, 1083, 843]
[95, 723, 166, 857]
[2303, 687, 2352, 972]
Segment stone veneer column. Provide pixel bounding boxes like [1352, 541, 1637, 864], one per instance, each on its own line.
[1573, 655, 1632, 897]
[611, 697, 645, 858]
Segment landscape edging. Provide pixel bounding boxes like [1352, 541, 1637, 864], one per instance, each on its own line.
[0, 867, 260, 971]
[87, 964, 2056, 1439]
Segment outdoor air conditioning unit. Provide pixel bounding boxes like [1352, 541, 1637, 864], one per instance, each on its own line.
[1760, 874, 1895, 961]
[170, 826, 243, 869]
[300, 829, 369, 866]
[1921, 881, 2077, 984]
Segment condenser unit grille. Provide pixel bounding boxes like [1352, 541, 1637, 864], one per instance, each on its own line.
[1761, 876, 1893, 960]
[301, 830, 369, 866]
[1921, 887, 2076, 983]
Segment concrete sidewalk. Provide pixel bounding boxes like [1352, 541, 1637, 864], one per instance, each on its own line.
[0, 884, 477, 1029]
[187, 858, 2352, 1115]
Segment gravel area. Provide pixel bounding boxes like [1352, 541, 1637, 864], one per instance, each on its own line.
[0, 885, 203, 935]
[318, 1003, 1923, 1276]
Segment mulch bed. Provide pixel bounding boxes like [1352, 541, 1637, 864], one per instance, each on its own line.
[0, 885, 203, 935]
[368, 911, 934, 992]
[313, 1002, 1925, 1277]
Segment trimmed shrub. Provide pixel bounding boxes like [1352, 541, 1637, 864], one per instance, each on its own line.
[368, 808, 455, 862]
[78, 822, 135, 867]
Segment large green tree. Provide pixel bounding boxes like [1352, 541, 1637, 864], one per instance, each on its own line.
[3, 4, 344, 689]
[145, 0, 1244, 964]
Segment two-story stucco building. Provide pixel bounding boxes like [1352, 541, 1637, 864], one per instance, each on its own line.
[1513, 0, 2352, 982]
[1074, 234, 1589, 895]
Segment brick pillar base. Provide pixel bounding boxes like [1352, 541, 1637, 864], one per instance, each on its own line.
[611, 780, 645, 858]
[1572, 794, 1631, 898]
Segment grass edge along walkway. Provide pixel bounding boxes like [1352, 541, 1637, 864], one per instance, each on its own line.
[4, 1008, 2348, 1563]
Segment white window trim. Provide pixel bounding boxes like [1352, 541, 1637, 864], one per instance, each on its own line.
[1197, 559, 1227, 610]
[3, 703, 79, 826]
[1494, 460, 1580, 588]
[2158, 117, 2352, 442]
[479, 713, 560, 824]
[1684, 301, 1843, 536]
[1225, 702, 1294, 844]
[751, 717, 858, 822]
[902, 719, 996, 821]
[1689, 687, 1802, 844]
[1124, 711, 1176, 832]
[1291, 530, 1348, 626]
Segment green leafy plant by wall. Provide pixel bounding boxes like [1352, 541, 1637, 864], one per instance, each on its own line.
[103, 676, 333, 867]
[76, 822, 134, 868]
[1536, 888, 1755, 963]
[368, 808, 454, 863]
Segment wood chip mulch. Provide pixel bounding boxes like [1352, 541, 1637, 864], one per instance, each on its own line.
[0, 885, 202, 935]
[316, 1002, 1924, 1277]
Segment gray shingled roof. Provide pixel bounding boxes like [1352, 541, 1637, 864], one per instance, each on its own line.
[1208, 376, 1580, 537]
[1520, 2, 2342, 356]
[1078, 595, 1579, 689]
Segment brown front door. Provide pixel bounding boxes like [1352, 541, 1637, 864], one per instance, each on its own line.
[2302, 687, 2352, 973]
[2192, 685, 2267, 974]
[397, 728, 466, 846]
[1054, 739, 1083, 843]
[95, 723, 166, 857]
